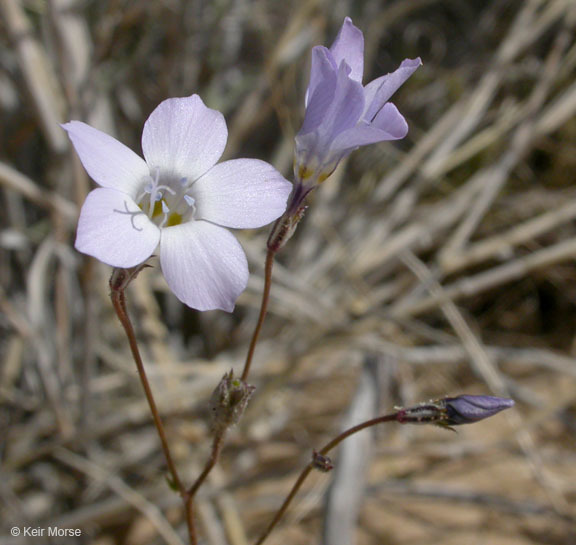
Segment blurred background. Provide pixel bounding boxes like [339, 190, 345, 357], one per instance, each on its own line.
[2, 0, 576, 543]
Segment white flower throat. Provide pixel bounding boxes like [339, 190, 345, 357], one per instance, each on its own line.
[136, 167, 197, 228]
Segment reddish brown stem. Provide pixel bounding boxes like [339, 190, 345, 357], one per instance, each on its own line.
[110, 286, 196, 542]
[253, 412, 399, 545]
[184, 494, 197, 545]
[241, 248, 275, 381]
[188, 430, 227, 497]
[110, 289, 185, 495]
[184, 248, 276, 539]
[183, 430, 227, 543]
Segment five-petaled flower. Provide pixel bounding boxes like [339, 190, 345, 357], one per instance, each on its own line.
[294, 17, 421, 190]
[64, 95, 292, 311]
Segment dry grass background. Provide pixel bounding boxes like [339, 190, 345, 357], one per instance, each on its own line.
[2, 0, 576, 544]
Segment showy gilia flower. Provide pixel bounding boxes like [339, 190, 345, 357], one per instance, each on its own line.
[294, 17, 421, 189]
[64, 95, 292, 311]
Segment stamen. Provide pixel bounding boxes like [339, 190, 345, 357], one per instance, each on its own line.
[142, 168, 175, 218]
[158, 200, 171, 228]
[184, 195, 195, 207]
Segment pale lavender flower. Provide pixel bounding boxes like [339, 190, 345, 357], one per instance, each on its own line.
[295, 17, 421, 188]
[64, 95, 291, 311]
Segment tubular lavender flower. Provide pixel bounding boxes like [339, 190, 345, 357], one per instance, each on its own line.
[294, 17, 421, 191]
[267, 18, 422, 254]
[64, 95, 292, 311]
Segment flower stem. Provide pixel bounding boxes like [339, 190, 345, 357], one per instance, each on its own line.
[241, 248, 275, 381]
[110, 288, 185, 495]
[184, 497, 197, 545]
[183, 429, 227, 544]
[185, 245, 275, 538]
[253, 412, 399, 545]
[188, 429, 227, 497]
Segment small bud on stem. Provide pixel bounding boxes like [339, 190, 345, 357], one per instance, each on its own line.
[210, 370, 255, 433]
[312, 450, 334, 473]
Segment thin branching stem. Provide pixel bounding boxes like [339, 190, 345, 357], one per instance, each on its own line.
[184, 498, 197, 545]
[110, 288, 185, 495]
[188, 430, 227, 497]
[184, 429, 227, 544]
[184, 246, 276, 540]
[241, 248, 276, 381]
[253, 412, 399, 545]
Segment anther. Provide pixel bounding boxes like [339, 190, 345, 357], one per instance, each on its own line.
[159, 200, 171, 228]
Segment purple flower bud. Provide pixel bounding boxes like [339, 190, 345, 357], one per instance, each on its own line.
[443, 395, 515, 425]
[396, 395, 514, 430]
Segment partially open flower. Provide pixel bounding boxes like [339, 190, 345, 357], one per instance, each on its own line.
[294, 17, 421, 189]
[64, 95, 291, 311]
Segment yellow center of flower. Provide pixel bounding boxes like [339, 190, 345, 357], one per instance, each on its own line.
[166, 213, 183, 227]
[134, 168, 196, 229]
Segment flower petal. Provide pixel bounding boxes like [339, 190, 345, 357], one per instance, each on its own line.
[62, 121, 149, 197]
[192, 159, 291, 228]
[160, 221, 248, 311]
[331, 103, 408, 153]
[329, 17, 364, 82]
[142, 95, 227, 181]
[301, 47, 338, 130]
[317, 63, 365, 139]
[75, 188, 160, 267]
[296, 63, 365, 168]
[372, 103, 409, 137]
[304, 46, 338, 110]
[363, 58, 421, 122]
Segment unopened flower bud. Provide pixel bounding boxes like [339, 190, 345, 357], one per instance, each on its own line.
[210, 370, 255, 433]
[312, 450, 334, 473]
[396, 395, 514, 430]
[442, 395, 515, 426]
